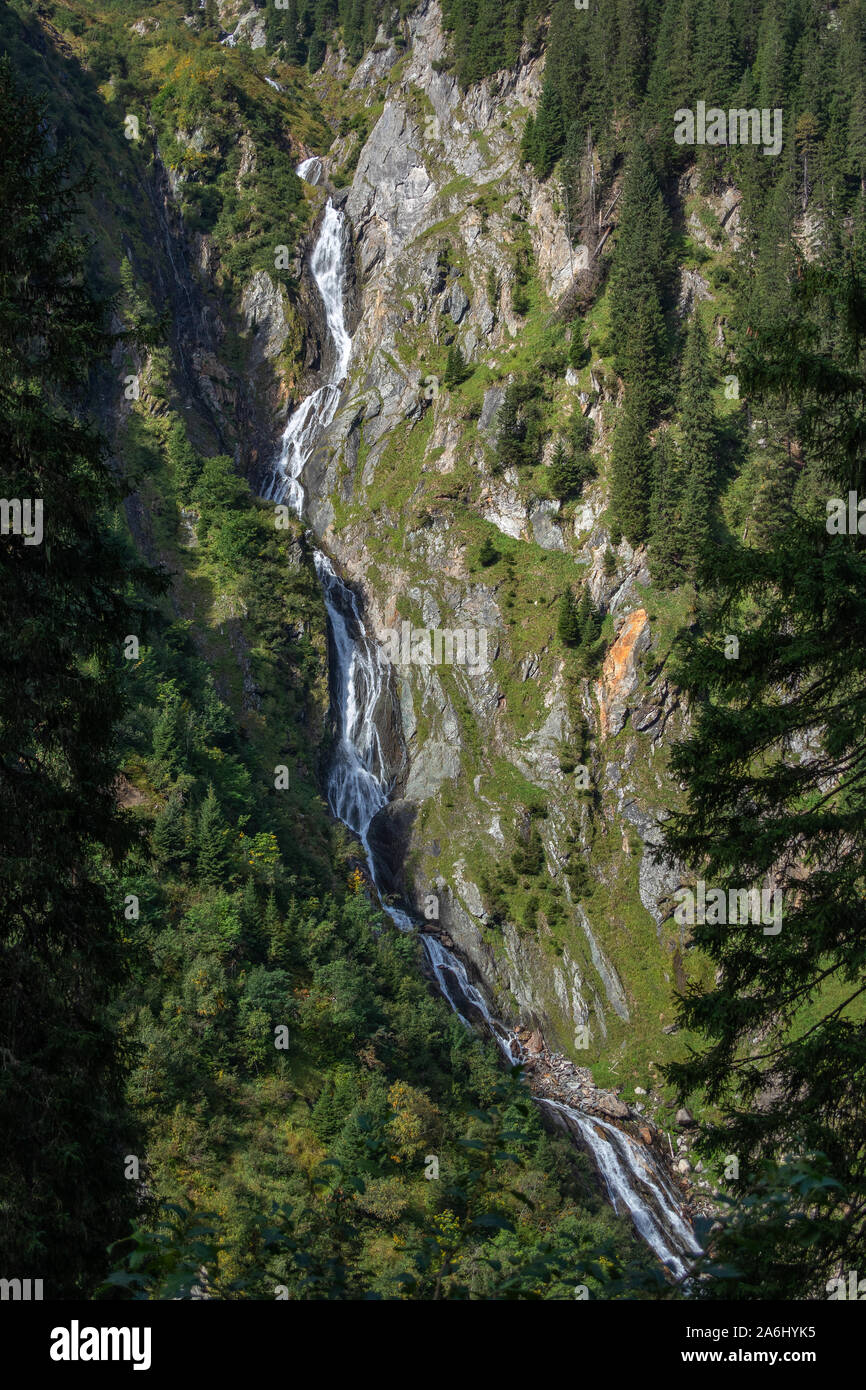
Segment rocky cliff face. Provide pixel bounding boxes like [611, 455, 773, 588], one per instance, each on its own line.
[106, 0, 739, 1123]
[67, 0, 737, 1151]
[269, 0, 714, 1109]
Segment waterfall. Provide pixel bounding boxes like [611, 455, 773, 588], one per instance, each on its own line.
[268, 161, 701, 1282]
[264, 193, 352, 509]
[314, 552, 393, 849]
[540, 1100, 702, 1280]
[296, 155, 324, 185]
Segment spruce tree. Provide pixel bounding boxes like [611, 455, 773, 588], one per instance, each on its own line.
[547, 438, 574, 500]
[649, 429, 687, 581]
[848, 80, 866, 197]
[152, 683, 185, 778]
[520, 112, 538, 168]
[557, 588, 582, 646]
[197, 784, 231, 885]
[239, 875, 264, 960]
[530, 80, 565, 179]
[661, 255, 866, 1295]
[333, 1104, 382, 1175]
[609, 392, 652, 546]
[611, 0, 649, 113]
[307, 30, 327, 72]
[151, 796, 186, 867]
[679, 314, 717, 574]
[568, 325, 586, 370]
[443, 344, 469, 388]
[312, 1079, 343, 1143]
[607, 137, 673, 410]
[496, 384, 527, 470]
[266, 889, 294, 968]
[751, 438, 798, 546]
[285, 0, 307, 65]
[578, 585, 601, 647]
[165, 419, 202, 502]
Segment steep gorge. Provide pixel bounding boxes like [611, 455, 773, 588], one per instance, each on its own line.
[270, 0, 707, 1138]
[5, 0, 865, 1309]
[271, 153, 702, 1272]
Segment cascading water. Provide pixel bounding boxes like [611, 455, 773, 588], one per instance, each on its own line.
[264, 190, 352, 510]
[296, 156, 324, 185]
[314, 552, 393, 851]
[541, 1100, 702, 1279]
[269, 161, 701, 1281]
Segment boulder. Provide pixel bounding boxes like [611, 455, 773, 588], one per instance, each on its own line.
[366, 799, 418, 895]
[590, 1093, 630, 1120]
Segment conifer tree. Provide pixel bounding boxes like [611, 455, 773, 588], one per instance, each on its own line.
[520, 112, 538, 169]
[848, 80, 866, 197]
[609, 392, 652, 545]
[496, 384, 528, 470]
[679, 314, 717, 574]
[557, 588, 582, 646]
[312, 1079, 343, 1143]
[649, 429, 687, 581]
[307, 31, 327, 71]
[266, 890, 294, 968]
[263, 889, 281, 939]
[578, 585, 601, 647]
[611, 0, 649, 113]
[568, 326, 585, 370]
[286, 0, 307, 64]
[443, 343, 469, 388]
[333, 1102, 384, 1175]
[165, 419, 202, 502]
[530, 80, 565, 179]
[151, 796, 186, 867]
[751, 438, 798, 545]
[239, 875, 264, 960]
[547, 437, 573, 500]
[197, 784, 231, 885]
[313, 1068, 360, 1144]
[661, 255, 866, 1295]
[152, 684, 186, 778]
[607, 136, 673, 401]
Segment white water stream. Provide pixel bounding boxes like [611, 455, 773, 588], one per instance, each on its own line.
[268, 161, 701, 1281]
[264, 186, 351, 511]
